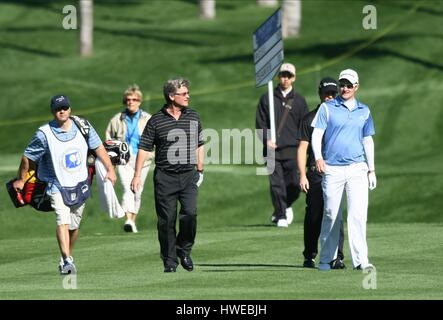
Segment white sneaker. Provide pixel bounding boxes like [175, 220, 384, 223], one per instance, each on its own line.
[124, 220, 133, 232]
[58, 256, 74, 273]
[277, 219, 288, 228]
[124, 220, 138, 233]
[286, 207, 294, 225]
[58, 257, 64, 273]
[60, 256, 76, 275]
[362, 263, 375, 272]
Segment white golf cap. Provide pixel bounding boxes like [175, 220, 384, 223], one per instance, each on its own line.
[339, 69, 359, 84]
[279, 63, 296, 76]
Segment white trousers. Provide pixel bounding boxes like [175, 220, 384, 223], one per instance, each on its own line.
[319, 162, 369, 268]
[117, 156, 150, 214]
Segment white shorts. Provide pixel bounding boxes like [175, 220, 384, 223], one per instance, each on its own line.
[50, 192, 86, 230]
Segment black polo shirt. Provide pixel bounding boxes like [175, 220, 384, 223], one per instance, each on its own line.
[139, 105, 204, 173]
[299, 105, 322, 184]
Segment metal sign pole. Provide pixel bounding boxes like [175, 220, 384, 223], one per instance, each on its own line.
[268, 80, 276, 143]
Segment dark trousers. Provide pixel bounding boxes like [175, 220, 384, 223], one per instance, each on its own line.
[154, 168, 198, 267]
[303, 177, 345, 260]
[269, 158, 301, 219]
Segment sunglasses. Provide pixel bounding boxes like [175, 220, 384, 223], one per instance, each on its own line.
[126, 98, 140, 102]
[339, 83, 355, 89]
[54, 105, 70, 112]
[174, 91, 189, 97]
[278, 71, 294, 78]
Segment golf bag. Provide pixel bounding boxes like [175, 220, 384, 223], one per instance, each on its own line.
[6, 179, 26, 208]
[71, 115, 129, 166]
[85, 140, 129, 185]
[103, 140, 130, 165]
[5, 170, 53, 212]
[87, 140, 130, 166]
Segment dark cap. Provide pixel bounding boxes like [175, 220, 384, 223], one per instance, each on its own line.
[318, 77, 338, 94]
[50, 95, 70, 111]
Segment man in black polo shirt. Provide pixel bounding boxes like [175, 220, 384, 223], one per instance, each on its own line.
[131, 78, 204, 273]
[297, 77, 345, 269]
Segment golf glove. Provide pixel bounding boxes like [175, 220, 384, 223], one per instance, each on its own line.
[196, 171, 204, 188]
[368, 171, 377, 190]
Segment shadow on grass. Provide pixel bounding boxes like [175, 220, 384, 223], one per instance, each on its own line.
[378, 0, 443, 17]
[99, 14, 154, 25]
[197, 263, 304, 272]
[178, 0, 237, 10]
[0, 41, 61, 57]
[237, 224, 277, 228]
[1, 0, 144, 13]
[95, 27, 206, 47]
[200, 34, 443, 71]
[94, 0, 145, 6]
[1, 26, 59, 33]
[0, 0, 68, 17]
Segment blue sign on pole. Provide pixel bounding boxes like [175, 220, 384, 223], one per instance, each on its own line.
[253, 8, 283, 87]
[253, 8, 284, 143]
[253, 8, 282, 50]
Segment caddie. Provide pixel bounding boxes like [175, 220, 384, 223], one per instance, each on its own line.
[13, 94, 116, 275]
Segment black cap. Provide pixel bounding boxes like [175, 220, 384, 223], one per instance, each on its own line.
[50, 95, 70, 111]
[318, 77, 338, 94]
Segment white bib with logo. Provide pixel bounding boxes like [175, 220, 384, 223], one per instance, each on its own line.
[40, 123, 88, 188]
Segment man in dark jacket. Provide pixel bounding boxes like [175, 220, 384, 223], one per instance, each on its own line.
[256, 63, 309, 227]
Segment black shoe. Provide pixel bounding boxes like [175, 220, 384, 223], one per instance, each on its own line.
[180, 256, 194, 271]
[331, 259, 346, 269]
[271, 215, 278, 224]
[164, 266, 176, 273]
[354, 264, 362, 270]
[303, 258, 316, 268]
[123, 223, 133, 233]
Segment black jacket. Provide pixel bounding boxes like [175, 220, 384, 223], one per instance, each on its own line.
[256, 87, 309, 159]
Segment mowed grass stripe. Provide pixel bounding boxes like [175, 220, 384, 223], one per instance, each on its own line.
[0, 223, 442, 299]
[2, 72, 442, 127]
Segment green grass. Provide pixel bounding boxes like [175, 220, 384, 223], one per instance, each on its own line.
[1, 167, 443, 299]
[1, 0, 443, 300]
[0, 223, 442, 299]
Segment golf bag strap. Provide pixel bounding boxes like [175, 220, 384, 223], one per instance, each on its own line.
[70, 115, 90, 144]
[276, 98, 294, 137]
[71, 115, 97, 188]
[24, 171, 35, 184]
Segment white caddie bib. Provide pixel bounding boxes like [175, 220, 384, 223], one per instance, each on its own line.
[40, 123, 88, 188]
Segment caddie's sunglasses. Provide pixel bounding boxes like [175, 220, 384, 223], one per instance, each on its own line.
[54, 105, 70, 112]
[339, 83, 354, 89]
